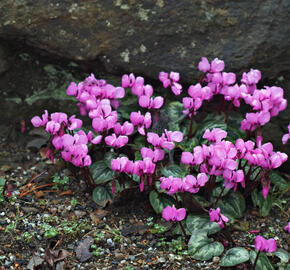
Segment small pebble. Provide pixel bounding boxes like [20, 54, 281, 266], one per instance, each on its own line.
[107, 238, 114, 247]
[158, 257, 166, 263]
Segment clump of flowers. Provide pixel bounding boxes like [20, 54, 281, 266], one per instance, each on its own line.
[30, 56, 289, 268]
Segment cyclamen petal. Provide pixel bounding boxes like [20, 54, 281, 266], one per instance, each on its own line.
[181, 152, 194, 164]
[152, 96, 164, 109]
[176, 208, 186, 221]
[31, 116, 43, 127]
[198, 57, 210, 73]
[139, 95, 150, 108]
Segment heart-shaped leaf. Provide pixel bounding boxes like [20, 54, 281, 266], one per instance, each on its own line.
[250, 250, 274, 270]
[274, 248, 289, 264]
[160, 164, 188, 178]
[178, 137, 199, 152]
[188, 230, 224, 261]
[251, 190, 273, 217]
[104, 151, 117, 168]
[186, 214, 221, 235]
[217, 191, 245, 220]
[91, 160, 114, 184]
[270, 172, 290, 192]
[220, 247, 250, 266]
[149, 190, 175, 214]
[92, 186, 113, 207]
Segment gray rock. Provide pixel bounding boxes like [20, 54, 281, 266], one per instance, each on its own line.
[0, 0, 289, 82]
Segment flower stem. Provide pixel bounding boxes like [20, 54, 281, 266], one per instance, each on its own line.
[213, 186, 225, 208]
[178, 221, 188, 241]
[252, 250, 261, 270]
[224, 100, 233, 123]
[187, 112, 194, 138]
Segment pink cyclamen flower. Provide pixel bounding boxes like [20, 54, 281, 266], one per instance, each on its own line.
[255, 235, 277, 253]
[282, 124, 290, 145]
[284, 222, 290, 233]
[162, 205, 186, 222]
[203, 128, 227, 143]
[209, 208, 229, 228]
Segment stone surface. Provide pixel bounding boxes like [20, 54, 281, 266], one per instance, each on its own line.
[0, 0, 289, 82]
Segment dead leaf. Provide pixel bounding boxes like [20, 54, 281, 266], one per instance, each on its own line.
[45, 248, 70, 268]
[89, 213, 100, 225]
[95, 208, 108, 219]
[121, 222, 150, 236]
[59, 190, 73, 196]
[35, 190, 44, 199]
[27, 255, 44, 270]
[75, 237, 94, 262]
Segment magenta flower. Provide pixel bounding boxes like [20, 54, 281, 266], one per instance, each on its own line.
[209, 208, 229, 228]
[111, 157, 134, 174]
[198, 57, 211, 73]
[159, 71, 183, 95]
[130, 111, 152, 135]
[162, 205, 186, 222]
[183, 173, 208, 193]
[203, 128, 227, 143]
[284, 222, 290, 233]
[282, 124, 290, 145]
[105, 134, 128, 148]
[140, 147, 165, 162]
[139, 95, 164, 109]
[255, 235, 277, 253]
[160, 176, 183, 194]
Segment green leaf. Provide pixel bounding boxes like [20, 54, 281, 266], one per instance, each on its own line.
[167, 101, 185, 131]
[220, 247, 250, 266]
[186, 214, 221, 235]
[90, 160, 115, 184]
[104, 151, 117, 168]
[251, 190, 273, 217]
[178, 137, 198, 152]
[274, 248, 289, 264]
[212, 185, 230, 198]
[160, 164, 187, 178]
[149, 190, 175, 214]
[188, 230, 224, 261]
[250, 250, 274, 270]
[92, 186, 113, 206]
[217, 191, 246, 219]
[270, 172, 290, 192]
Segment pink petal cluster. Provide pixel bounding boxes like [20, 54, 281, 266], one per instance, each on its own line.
[162, 205, 186, 222]
[147, 130, 183, 150]
[31, 111, 97, 166]
[241, 86, 287, 131]
[209, 208, 229, 228]
[111, 156, 156, 192]
[183, 83, 212, 116]
[282, 124, 290, 145]
[159, 71, 183, 95]
[255, 235, 277, 253]
[141, 147, 165, 162]
[123, 73, 164, 109]
[160, 173, 208, 194]
[130, 111, 152, 135]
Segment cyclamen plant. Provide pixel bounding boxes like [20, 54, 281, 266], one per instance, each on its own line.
[31, 57, 289, 268]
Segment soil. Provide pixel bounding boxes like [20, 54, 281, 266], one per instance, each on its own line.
[0, 125, 289, 270]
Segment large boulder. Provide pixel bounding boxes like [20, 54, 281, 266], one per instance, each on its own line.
[0, 0, 289, 82]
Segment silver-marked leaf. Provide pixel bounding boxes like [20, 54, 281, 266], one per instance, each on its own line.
[274, 248, 289, 264]
[250, 250, 274, 270]
[91, 160, 115, 184]
[186, 214, 221, 235]
[220, 247, 249, 267]
[160, 164, 188, 178]
[149, 190, 175, 214]
[251, 190, 273, 217]
[104, 151, 117, 168]
[188, 230, 224, 261]
[217, 191, 245, 220]
[92, 186, 113, 207]
[270, 172, 290, 192]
